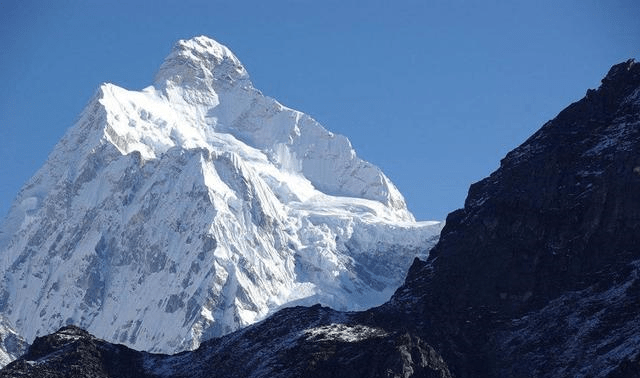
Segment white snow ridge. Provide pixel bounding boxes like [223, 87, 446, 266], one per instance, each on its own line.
[0, 36, 443, 359]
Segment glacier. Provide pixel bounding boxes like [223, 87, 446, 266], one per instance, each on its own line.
[0, 36, 442, 357]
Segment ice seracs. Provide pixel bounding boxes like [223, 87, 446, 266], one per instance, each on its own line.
[0, 36, 442, 360]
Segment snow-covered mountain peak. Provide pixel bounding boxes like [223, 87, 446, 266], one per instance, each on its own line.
[0, 36, 442, 358]
[91, 36, 412, 216]
[154, 36, 249, 94]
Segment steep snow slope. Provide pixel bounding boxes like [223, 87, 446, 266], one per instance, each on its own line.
[0, 36, 442, 356]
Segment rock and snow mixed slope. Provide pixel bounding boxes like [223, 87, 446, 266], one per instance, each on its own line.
[0, 36, 442, 357]
[0, 317, 26, 368]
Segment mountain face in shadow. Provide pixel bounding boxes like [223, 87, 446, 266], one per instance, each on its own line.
[387, 58, 640, 377]
[2, 59, 639, 378]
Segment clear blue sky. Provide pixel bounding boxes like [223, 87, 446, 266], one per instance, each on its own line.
[0, 1, 638, 221]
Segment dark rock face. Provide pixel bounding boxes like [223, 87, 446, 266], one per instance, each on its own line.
[157, 304, 452, 378]
[2, 59, 639, 378]
[384, 59, 640, 377]
[426, 58, 640, 316]
[0, 326, 151, 378]
[421, 59, 640, 377]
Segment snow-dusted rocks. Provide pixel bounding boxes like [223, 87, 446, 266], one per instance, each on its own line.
[0, 36, 442, 357]
[0, 316, 26, 368]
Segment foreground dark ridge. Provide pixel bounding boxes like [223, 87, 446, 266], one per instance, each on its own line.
[2, 59, 639, 377]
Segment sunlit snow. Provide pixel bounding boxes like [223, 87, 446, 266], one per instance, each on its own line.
[0, 36, 442, 358]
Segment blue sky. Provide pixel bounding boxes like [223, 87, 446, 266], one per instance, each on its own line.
[0, 1, 638, 221]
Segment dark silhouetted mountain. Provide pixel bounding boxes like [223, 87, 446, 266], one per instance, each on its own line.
[387, 58, 640, 377]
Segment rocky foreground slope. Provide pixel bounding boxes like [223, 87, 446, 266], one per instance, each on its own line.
[2, 59, 639, 377]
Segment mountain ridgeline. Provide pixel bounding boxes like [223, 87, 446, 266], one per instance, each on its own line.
[0, 36, 442, 357]
[1, 45, 639, 377]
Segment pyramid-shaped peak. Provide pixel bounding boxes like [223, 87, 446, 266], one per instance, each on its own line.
[154, 36, 249, 89]
[0, 34, 445, 361]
